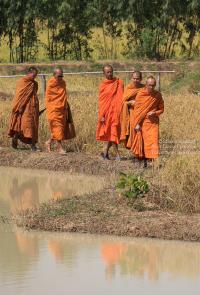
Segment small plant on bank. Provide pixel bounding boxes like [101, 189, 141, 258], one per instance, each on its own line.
[116, 172, 150, 199]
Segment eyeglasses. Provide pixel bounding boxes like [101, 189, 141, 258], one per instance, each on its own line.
[58, 75, 63, 78]
[147, 84, 155, 87]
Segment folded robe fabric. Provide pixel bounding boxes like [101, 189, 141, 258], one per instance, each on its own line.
[96, 77, 124, 144]
[46, 77, 75, 141]
[131, 88, 164, 159]
[8, 76, 39, 144]
[120, 83, 145, 148]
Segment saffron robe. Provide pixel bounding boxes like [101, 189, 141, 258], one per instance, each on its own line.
[8, 76, 39, 144]
[96, 78, 124, 143]
[131, 88, 164, 159]
[46, 77, 75, 141]
[120, 83, 145, 148]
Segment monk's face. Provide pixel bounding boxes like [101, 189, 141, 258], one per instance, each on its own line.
[132, 73, 142, 85]
[146, 78, 156, 92]
[54, 69, 63, 81]
[27, 70, 37, 81]
[104, 66, 113, 80]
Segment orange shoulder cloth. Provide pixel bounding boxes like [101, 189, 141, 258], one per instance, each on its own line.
[12, 77, 37, 113]
[98, 77, 124, 119]
[120, 83, 145, 145]
[46, 77, 67, 121]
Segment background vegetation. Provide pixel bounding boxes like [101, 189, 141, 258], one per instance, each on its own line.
[0, 0, 200, 62]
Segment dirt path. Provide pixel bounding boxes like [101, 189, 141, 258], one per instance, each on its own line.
[0, 147, 139, 175]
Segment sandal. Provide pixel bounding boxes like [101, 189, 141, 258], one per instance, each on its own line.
[31, 146, 42, 152]
[12, 138, 18, 149]
[100, 152, 109, 159]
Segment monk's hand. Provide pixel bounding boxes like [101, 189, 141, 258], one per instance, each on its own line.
[129, 100, 135, 107]
[126, 100, 135, 107]
[147, 111, 156, 117]
[135, 124, 141, 132]
[18, 108, 23, 114]
[100, 116, 105, 125]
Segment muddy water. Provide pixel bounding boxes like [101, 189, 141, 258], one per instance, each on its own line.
[1, 167, 200, 295]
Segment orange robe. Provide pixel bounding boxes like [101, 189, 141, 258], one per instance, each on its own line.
[46, 77, 75, 141]
[8, 76, 39, 144]
[96, 78, 124, 143]
[120, 83, 145, 148]
[131, 88, 164, 159]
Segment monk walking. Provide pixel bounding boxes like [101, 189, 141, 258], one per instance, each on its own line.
[120, 71, 145, 150]
[96, 65, 124, 160]
[8, 67, 41, 151]
[45, 67, 75, 154]
[131, 76, 164, 167]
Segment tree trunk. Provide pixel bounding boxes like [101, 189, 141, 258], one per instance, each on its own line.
[19, 19, 24, 63]
[102, 22, 107, 58]
[110, 14, 113, 59]
[9, 31, 13, 62]
[167, 16, 179, 58]
[188, 14, 197, 59]
[47, 25, 50, 56]
[63, 25, 67, 60]
[164, 17, 171, 58]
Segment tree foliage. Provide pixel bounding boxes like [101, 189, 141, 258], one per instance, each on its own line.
[0, 0, 199, 62]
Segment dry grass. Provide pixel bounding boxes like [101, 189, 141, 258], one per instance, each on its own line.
[0, 72, 200, 213]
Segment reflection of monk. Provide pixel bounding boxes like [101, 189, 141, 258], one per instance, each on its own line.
[16, 232, 39, 257]
[101, 243, 127, 279]
[46, 177, 65, 200]
[9, 178, 39, 214]
[48, 240, 65, 264]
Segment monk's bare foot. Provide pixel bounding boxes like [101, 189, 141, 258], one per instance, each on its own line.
[59, 149, 67, 155]
[45, 141, 52, 153]
[102, 146, 108, 156]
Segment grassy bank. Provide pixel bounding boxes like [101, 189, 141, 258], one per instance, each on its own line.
[14, 186, 200, 242]
[0, 60, 200, 217]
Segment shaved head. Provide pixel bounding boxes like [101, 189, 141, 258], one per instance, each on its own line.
[103, 65, 113, 80]
[132, 71, 142, 85]
[53, 67, 63, 81]
[103, 64, 113, 73]
[146, 76, 156, 85]
[146, 76, 156, 92]
[132, 71, 142, 79]
[27, 66, 38, 81]
[54, 67, 63, 75]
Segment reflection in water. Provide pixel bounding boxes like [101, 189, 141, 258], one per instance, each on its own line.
[1, 166, 200, 294]
[9, 178, 39, 213]
[48, 240, 66, 264]
[101, 243, 128, 279]
[0, 166, 107, 212]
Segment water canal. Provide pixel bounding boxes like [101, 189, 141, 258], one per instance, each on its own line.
[1, 166, 200, 295]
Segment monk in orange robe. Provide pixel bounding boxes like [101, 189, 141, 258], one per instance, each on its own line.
[45, 67, 75, 154]
[8, 67, 41, 151]
[131, 76, 164, 167]
[96, 65, 124, 159]
[120, 71, 145, 149]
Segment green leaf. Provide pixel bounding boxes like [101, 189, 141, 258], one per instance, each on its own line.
[119, 172, 127, 177]
[116, 182, 125, 189]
